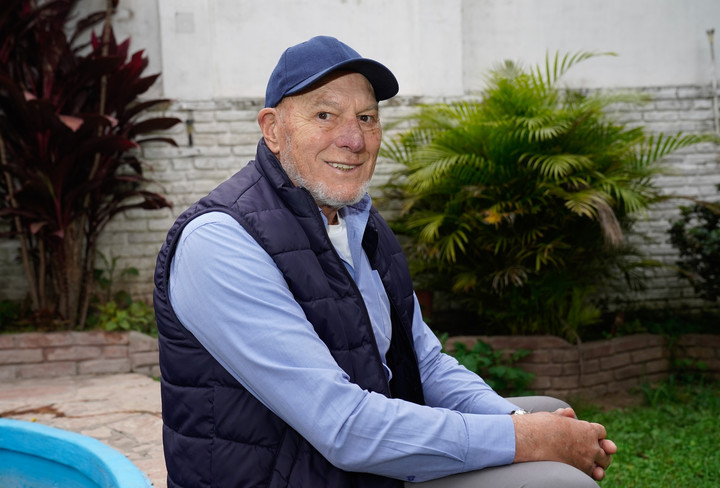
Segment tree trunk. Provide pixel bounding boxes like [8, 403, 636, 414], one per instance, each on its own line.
[72, 0, 116, 329]
[58, 219, 85, 328]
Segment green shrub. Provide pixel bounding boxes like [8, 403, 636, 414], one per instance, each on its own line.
[86, 251, 157, 336]
[381, 52, 711, 339]
[668, 187, 720, 302]
[440, 334, 534, 396]
[90, 298, 156, 336]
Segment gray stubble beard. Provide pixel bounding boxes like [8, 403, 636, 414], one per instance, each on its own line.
[278, 135, 370, 210]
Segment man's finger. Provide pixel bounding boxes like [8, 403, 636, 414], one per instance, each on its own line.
[595, 450, 612, 470]
[600, 438, 618, 455]
[591, 464, 606, 481]
[591, 421, 607, 439]
[553, 407, 576, 418]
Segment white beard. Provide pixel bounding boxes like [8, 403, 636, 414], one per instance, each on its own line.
[279, 137, 369, 209]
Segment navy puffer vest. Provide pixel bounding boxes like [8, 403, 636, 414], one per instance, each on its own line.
[154, 140, 425, 487]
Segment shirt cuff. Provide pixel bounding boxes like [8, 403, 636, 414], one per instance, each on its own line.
[462, 413, 516, 471]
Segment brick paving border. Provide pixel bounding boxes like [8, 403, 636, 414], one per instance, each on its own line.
[1, 331, 717, 400]
[443, 333, 719, 399]
[0, 331, 159, 381]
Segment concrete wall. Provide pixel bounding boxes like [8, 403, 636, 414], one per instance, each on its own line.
[75, 0, 720, 99]
[155, 0, 465, 100]
[462, 0, 720, 91]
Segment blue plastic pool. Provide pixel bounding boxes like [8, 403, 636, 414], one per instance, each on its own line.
[0, 418, 152, 487]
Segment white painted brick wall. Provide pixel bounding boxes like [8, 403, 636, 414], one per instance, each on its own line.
[2, 87, 719, 316]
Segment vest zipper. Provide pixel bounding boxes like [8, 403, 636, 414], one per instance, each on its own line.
[304, 192, 392, 394]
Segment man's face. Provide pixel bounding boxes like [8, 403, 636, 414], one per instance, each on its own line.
[269, 72, 382, 213]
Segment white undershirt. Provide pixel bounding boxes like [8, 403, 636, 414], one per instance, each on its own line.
[327, 214, 354, 268]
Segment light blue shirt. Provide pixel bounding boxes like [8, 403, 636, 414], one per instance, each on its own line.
[169, 197, 518, 482]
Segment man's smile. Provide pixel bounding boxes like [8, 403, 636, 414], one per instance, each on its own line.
[327, 161, 360, 172]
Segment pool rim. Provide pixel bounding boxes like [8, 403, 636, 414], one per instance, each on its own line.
[0, 417, 152, 487]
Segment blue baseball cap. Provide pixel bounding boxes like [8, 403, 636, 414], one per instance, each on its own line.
[264, 36, 399, 108]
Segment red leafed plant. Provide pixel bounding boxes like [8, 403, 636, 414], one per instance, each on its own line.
[0, 0, 180, 328]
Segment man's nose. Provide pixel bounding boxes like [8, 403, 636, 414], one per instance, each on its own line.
[335, 117, 365, 152]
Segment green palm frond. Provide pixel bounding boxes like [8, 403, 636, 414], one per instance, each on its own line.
[412, 212, 445, 243]
[488, 265, 530, 291]
[436, 227, 470, 263]
[404, 211, 471, 263]
[531, 51, 617, 89]
[560, 188, 611, 219]
[634, 132, 711, 167]
[523, 153, 595, 179]
[451, 272, 479, 293]
[407, 150, 490, 192]
[606, 183, 658, 215]
[512, 117, 571, 143]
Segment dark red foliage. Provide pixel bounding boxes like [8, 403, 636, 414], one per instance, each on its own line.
[0, 0, 180, 327]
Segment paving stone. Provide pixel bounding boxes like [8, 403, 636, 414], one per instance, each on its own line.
[0, 373, 166, 487]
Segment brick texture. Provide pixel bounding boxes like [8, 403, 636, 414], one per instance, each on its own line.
[2, 88, 719, 316]
[443, 333, 720, 399]
[0, 331, 156, 380]
[1, 331, 717, 399]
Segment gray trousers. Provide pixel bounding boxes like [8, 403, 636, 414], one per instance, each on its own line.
[406, 396, 599, 488]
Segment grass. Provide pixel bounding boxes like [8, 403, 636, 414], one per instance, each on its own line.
[577, 377, 720, 488]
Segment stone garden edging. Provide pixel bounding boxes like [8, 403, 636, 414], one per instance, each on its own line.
[1, 331, 717, 400]
[0, 331, 159, 380]
[450, 333, 720, 399]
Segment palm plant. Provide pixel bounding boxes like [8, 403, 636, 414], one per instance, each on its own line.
[381, 52, 709, 339]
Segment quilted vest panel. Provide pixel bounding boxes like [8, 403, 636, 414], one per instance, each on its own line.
[154, 140, 424, 487]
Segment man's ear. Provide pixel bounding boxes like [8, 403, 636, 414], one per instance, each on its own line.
[258, 108, 281, 153]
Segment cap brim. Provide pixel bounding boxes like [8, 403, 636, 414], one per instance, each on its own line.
[284, 58, 399, 102]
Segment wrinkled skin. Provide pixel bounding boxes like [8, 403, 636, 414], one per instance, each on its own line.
[512, 407, 617, 480]
[258, 71, 381, 225]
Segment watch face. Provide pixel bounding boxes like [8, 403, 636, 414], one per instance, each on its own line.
[512, 409, 529, 415]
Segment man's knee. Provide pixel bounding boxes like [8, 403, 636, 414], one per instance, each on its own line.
[483, 461, 598, 488]
[406, 462, 598, 488]
[526, 461, 598, 488]
[505, 395, 571, 413]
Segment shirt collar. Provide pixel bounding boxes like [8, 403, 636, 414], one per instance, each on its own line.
[319, 193, 372, 228]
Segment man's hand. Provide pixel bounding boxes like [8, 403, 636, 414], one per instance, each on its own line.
[511, 407, 618, 480]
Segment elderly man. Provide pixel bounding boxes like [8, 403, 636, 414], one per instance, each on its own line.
[154, 36, 616, 487]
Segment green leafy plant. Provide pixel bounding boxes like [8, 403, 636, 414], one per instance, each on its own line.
[0, 0, 179, 329]
[381, 52, 711, 339]
[668, 186, 720, 302]
[91, 298, 156, 336]
[93, 251, 139, 304]
[86, 250, 156, 336]
[440, 334, 534, 396]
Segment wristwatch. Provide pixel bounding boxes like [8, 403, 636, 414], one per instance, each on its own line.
[511, 408, 529, 415]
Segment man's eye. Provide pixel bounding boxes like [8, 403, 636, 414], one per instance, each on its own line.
[359, 115, 376, 123]
[317, 112, 330, 120]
